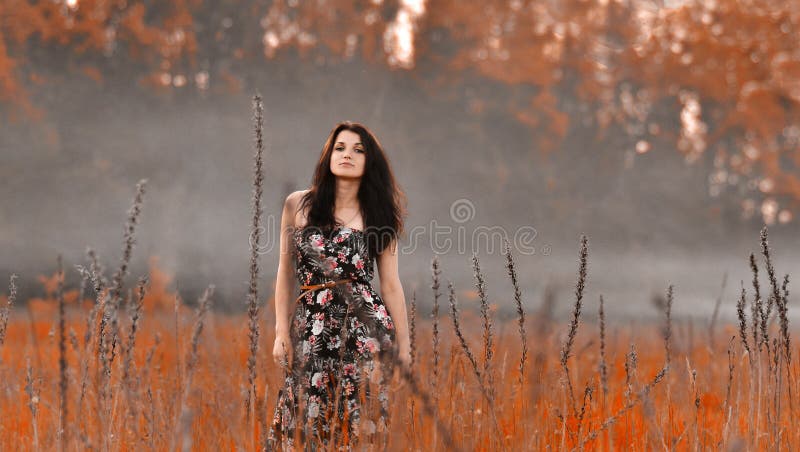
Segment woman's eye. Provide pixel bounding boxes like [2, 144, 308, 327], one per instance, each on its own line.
[335, 147, 344, 151]
[356, 148, 364, 153]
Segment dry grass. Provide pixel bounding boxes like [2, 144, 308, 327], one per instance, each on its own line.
[0, 225, 798, 451]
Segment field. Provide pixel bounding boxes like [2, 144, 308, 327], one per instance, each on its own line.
[0, 224, 797, 451]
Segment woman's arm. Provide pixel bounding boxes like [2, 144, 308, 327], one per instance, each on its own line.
[376, 238, 411, 367]
[274, 192, 299, 338]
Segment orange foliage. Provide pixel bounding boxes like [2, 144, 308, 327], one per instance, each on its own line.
[0, 0, 199, 118]
[2, 0, 800, 213]
[25, 255, 177, 316]
[140, 255, 178, 312]
[36, 271, 60, 296]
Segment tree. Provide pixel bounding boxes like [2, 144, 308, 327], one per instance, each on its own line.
[2, 0, 799, 221]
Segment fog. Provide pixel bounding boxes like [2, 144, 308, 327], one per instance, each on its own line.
[2, 59, 798, 322]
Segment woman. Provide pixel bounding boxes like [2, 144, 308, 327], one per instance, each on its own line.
[267, 121, 411, 449]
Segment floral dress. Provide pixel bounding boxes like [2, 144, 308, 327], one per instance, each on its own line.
[267, 225, 397, 450]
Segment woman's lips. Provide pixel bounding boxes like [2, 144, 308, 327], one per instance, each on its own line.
[340, 162, 354, 167]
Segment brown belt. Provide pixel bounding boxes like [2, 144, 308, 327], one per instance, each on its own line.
[295, 278, 355, 304]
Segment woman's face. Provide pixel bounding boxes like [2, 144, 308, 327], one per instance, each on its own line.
[330, 129, 366, 178]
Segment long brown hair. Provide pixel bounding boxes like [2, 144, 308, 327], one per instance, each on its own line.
[298, 121, 407, 258]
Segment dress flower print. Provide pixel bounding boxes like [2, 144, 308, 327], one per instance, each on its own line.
[267, 225, 397, 450]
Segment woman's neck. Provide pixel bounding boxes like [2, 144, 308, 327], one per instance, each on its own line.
[334, 179, 360, 208]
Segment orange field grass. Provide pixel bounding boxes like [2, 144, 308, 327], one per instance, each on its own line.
[0, 251, 797, 451]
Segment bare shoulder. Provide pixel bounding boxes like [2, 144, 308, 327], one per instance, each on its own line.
[285, 189, 311, 227]
[285, 189, 311, 206]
